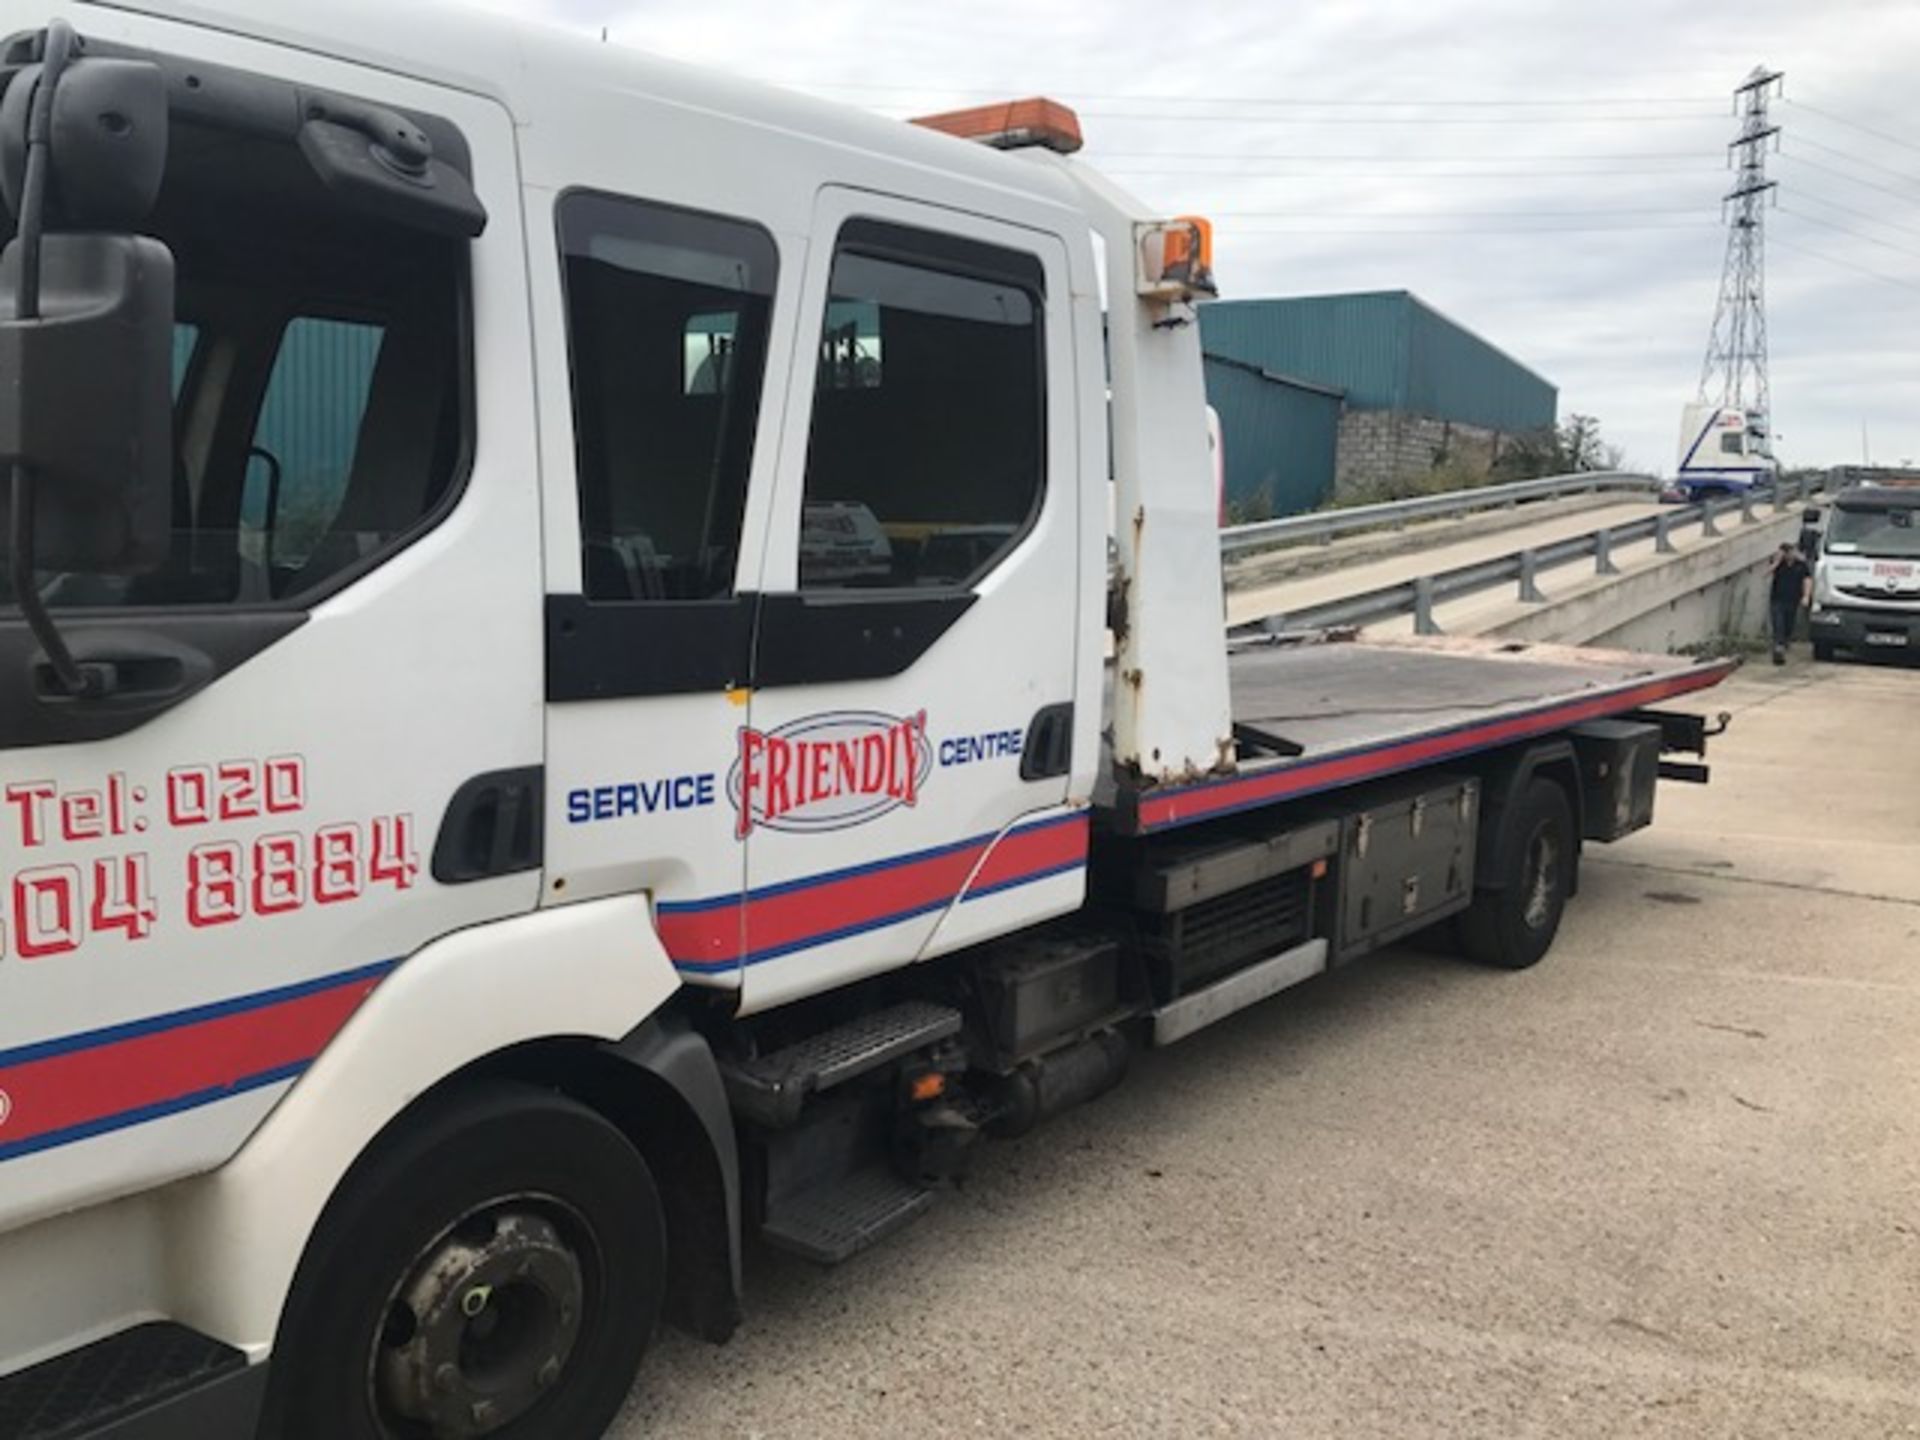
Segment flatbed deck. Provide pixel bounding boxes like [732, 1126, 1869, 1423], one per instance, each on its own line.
[1102, 636, 1737, 834]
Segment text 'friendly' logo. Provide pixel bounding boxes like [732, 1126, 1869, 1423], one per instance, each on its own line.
[728, 710, 932, 838]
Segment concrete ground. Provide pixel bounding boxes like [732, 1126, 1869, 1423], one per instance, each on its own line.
[617, 655, 1920, 1440]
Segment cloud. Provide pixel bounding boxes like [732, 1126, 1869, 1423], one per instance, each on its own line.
[462, 0, 1920, 469]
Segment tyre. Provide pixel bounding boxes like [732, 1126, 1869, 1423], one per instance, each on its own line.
[262, 1081, 666, 1440]
[1813, 640, 1836, 662]
[1457, 777, 1575, 970]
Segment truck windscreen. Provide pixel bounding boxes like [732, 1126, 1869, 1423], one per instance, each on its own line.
[1828, 505, 1920, 559]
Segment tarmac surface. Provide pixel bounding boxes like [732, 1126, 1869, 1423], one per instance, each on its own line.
[616, 653, 1920, 1440]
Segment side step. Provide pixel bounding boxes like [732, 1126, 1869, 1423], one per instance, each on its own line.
[761, 1166, 936, 1265]
[0, 1321, 265, 1440]
[1152, 938, 1328, 1046]
[724, 1001, 962, 1128]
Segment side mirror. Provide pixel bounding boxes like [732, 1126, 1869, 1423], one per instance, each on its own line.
[1, 56, 169, 229]
[0, 231, 175, 571]
[0, 45, 173, 574]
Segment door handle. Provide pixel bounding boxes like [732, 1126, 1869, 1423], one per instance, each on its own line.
[433, 767, 545, 883]
[1020, 702, 1074, 781]
[29, 632, 213, 709]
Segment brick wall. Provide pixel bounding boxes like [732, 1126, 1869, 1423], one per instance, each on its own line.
[1334, 410, 1514, 504]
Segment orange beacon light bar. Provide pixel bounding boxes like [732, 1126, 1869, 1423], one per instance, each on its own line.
[910, 97, 1085, 155]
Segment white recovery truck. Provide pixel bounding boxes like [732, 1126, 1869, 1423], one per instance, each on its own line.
[1808, 482, 1920, 661]
[0, 6, 1736, 1437]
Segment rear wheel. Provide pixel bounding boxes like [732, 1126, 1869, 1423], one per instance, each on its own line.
[1458, 777, 1574, 970]
[264, 1082, 665, 1440]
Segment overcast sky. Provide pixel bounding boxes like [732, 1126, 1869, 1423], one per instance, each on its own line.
[470, 0, 1920, 472]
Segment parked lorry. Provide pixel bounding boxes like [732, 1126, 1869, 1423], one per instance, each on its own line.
[1807, 482, 1920, 660]
[0, 6, 1734, 1437]
[1672, 400, 1774, 500]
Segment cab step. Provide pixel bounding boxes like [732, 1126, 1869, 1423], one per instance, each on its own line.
[724, 1001, 962, 1128]
[760, 1165, 936, 1264]
[0, 1321, 264, 1440]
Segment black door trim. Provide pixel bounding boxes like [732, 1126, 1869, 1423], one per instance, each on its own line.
[544, 589, 977, 701]
[545, 594, 755, 701]
[752, 590, 975, 689]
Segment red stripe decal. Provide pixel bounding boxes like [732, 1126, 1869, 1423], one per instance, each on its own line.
[664, 815, 1091, 971]
[744, 843, 984, 959]
[1136, 664, 1735, 832]
[0, 973, 383, 1155]
[971, 816, 1089, 891]
[656, 906, 736, 968]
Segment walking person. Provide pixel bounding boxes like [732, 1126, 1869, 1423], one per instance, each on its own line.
[1767, 542, 1812, 665]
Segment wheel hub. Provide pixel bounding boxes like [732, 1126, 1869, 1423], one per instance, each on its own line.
[374, 1204, 584, 1437]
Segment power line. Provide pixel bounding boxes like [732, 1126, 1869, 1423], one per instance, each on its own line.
[1779, 205, 1920, 263]
[1090, 149, 1715, 164]
[1788, 188, 1920, 241]
[775, 78, 1725, 108]
[1093, 162, 1718, 178]
[1787, 134, 1920, 188]
[1094, 165, 1719, 185]
[1221, 221, 1718, 235]
[1043, 109, 1724, 126]
[1772, 233, 1920, 295]
[1099, 169, 1719, 183]
[1214, 207, 1704, 218]
[1776, 150, 1920, 209]
[1783, 99, 1920, 159]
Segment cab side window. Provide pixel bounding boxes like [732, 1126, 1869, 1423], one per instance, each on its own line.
[246, 317, 386, 578]
[558, 192, 777, 601]
[798, 221, 1045, 591]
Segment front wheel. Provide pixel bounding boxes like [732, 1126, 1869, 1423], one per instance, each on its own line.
[262, 1081, 665, 1440]
[1458, 777, 1575, 970]
[1813, 639, 1836, 662]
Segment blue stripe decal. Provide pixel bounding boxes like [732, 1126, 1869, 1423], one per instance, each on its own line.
[1679, 409, 1722, 472]
[669, 812, 1088, 972]
[960, 857, 1088, 903]
[0, 959, 400, 1072]
[658, 811, 1085, 917]
[0, 1062, 310, 1166]
[718, 856, 1087, 970]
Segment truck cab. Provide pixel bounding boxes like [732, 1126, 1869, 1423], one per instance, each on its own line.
[1808, 483, 1920, 660]
[1673, 401, 1774, 500]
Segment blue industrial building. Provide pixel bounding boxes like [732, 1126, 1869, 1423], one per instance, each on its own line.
[1199, 291, 1558, 517]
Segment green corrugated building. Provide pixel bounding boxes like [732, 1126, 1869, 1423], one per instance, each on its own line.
[1198, 291, 1558, 516]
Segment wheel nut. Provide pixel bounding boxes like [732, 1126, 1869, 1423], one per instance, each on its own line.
[434, 1363, 460, 1394]
[462, 1285, 492, 1318]
[537, 1357, 562, 1389]
[471, 1399, 497, 1426]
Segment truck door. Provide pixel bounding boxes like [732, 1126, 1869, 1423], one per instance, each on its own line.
[735, 191, 1088, 1010]
[538, 191, 793, 978]
[0, 26, 536, 1226]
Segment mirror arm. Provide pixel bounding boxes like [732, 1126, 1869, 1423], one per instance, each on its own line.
[12, 18, 75, 322]
[11, 463, 104, 694]
[7, 18, 108, 699]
